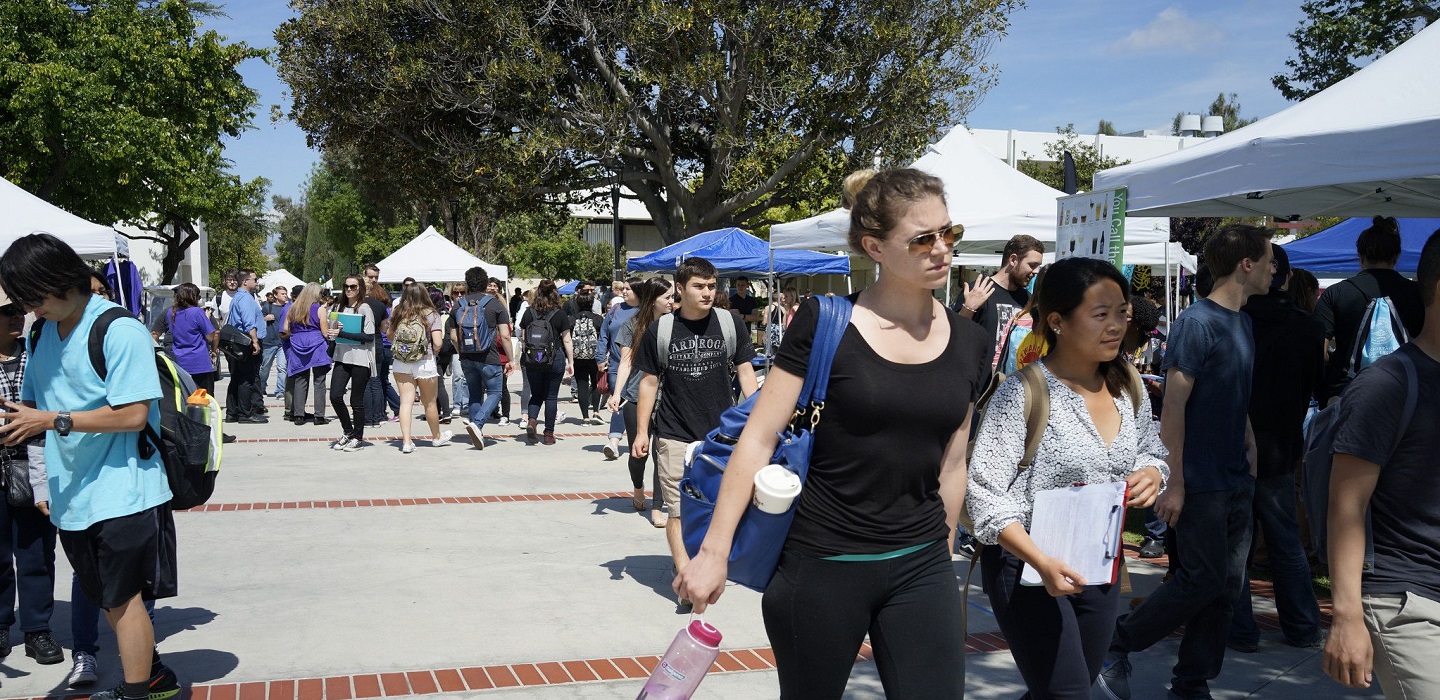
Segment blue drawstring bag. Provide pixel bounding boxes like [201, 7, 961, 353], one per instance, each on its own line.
[679, 295, 853, 591]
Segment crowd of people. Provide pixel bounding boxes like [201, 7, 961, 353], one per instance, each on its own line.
[0, 180, 1434, 699]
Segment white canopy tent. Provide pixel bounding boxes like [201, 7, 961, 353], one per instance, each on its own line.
[1094, 22, 1440, 218]
[952, 242, 1196, 273]
[0, 175, 129, 259]
[257, 268, 306, 293]
[373, 226, 508, 283]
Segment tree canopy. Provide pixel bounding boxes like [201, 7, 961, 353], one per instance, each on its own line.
[1273, 0, 1438, 101]
[0, 0, 267, 283]
[275, 0, 1021, 246]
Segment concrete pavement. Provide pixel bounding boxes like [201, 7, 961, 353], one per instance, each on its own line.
[0, 374, 1382, 699]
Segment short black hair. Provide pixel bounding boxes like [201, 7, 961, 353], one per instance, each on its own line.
[465, 267, 488, 293]
[676, 257, 718, 287]
[291, 285, 305, 299]
[735, 276, 750, 282]
[1203, 223, 1270, 279]
[1356, 216, 1402, 264]
[1130, 296, 1161, 335]
[0, 233, 93, 306]
[89, 270, 111, 293]
[364, 263, 380, 274]
[1418, 227, 1440, 307]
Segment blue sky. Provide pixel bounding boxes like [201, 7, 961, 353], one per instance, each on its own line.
[209, 0, 1308, 204]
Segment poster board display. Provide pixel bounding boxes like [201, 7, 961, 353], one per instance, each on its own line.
[1057, 189, 1127, 267]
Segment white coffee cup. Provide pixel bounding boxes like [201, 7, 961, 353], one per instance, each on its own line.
[752, 464, 802, 514]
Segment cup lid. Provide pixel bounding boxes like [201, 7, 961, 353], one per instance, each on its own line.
[688, 619, 722, 647]
[755, 465, 801, 495]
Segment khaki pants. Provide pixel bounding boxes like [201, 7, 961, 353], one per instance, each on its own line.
[1364, 592, 1440, 699]
[654, 437, 691, 518]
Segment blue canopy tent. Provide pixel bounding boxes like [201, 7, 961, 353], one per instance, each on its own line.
[1282, 218, 1440, 276]
[556, 280, 580, 295]
[627, 227, 850, 276]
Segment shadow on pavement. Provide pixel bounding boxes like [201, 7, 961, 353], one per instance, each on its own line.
[163, 648, 241, 684]
[600, 554, 677, 601]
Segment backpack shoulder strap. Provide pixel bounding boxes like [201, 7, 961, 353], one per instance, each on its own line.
[1016, 363, 1050, 469]
[84, 307, 132, 381]
[27, 318, 46, 356]
[657, 314, 675, 371]
[718, 309, 736, 359]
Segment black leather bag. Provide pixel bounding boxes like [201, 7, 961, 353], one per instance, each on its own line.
[1, 450, 33, 508]
[218, 324, 252, 361]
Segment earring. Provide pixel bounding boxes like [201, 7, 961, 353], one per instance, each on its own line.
[1053, 327, 1062, 334]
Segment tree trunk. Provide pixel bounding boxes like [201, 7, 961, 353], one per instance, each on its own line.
[159, 219, 200, 285]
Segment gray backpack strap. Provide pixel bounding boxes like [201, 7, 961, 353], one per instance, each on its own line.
[719, 309, 736, 359]
[657, 314, 675, 371]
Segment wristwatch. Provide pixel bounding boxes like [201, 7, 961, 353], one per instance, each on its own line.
[54, 411, 73, 437]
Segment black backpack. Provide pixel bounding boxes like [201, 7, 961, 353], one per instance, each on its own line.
[30, 308, 219, 510]
[521, 309, 561, 367]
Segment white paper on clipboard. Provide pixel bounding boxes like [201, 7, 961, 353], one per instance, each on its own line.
[1021, 482, 1128, 586]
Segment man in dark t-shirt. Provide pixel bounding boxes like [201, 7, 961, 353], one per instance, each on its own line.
[1323, 229, 1440, 696]
[1314, 217, 1425, 403]
[728, 276, 761, 341]
[1229, 245, 1324, 650]
[633, 258, 757, 599]
[450, 267, 513, 449]
[952, 234, 1043, 367]
[1101, 225, 1274, 700]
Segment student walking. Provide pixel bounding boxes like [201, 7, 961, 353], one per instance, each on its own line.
[675, 170, 986, 698]
[0, 233, 183, 700]
[150, 283, 218, 394]
[1099, 224, 1274, 700]
[282, 284, 332, 425]
[518, 280, 574, 445]
[388, 285, 452, 453]
[598, 278, 640, 459]
[608, 278, 673, 519]
[1323, 229, 1440, 698]
[451, 268, 513, 449]
[327, 274, 377, 452]
[968, 257, 1167, 699]
[570, 287, 604, 425]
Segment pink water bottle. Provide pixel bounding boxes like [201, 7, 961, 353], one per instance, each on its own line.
[636, 616, 722, 699]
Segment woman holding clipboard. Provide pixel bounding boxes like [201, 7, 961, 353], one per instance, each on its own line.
[967, 257, 1168, 699]
[326, 273, 377, 452]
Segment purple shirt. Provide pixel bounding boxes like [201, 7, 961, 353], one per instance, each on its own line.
[160, 306, 216, 376]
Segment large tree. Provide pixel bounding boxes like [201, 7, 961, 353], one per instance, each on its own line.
[1273, 0, 1439, 101]
[205, 178, 273, 287]
[275, 0, 1020, 245]
[0, 0, 267, 283]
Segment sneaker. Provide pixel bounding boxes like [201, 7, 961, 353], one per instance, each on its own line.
[587, 416, 605, 426]
[439, 413, 452, 424]
[451, 407, 462, 417]
[432, 431, 453, 448]
[24, 630, 64, 664]
[331, 436, 354, 451]
[341, 439, 366, 452]
[1139, 537, 1165, 558]
[89, 665, 181, 700]
[401, 443, 415, 454]
[67, 651, 98, 687]
[556, 411, 567, 423]
[1097, 652, 1132, 700]
[462, 420, 484, 450]
[603, 443, 618, 460]
[498, 417, 511, 427]
[954, 532, 979, 560]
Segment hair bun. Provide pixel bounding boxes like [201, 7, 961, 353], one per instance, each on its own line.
[842, 169, 878, 209]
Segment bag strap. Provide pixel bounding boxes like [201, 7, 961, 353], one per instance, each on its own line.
[796, 295, 854, 409]
[30, 307, 129, 381]
[719, 309, 736, 359]
[657, 314, 675, 371]
[1016, 363, 1049, 469]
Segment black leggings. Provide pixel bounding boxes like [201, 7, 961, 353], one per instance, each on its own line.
[524, 363, 563, 431]
[191, 371, 216, 396]
[621, 401, 654, 491]
[573, 359, 600, 418]
[331, 363, 372, 439]
[982, 545, 1119, 699]
[761, 540, 965, 699]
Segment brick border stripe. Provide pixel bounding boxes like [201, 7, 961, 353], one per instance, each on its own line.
[176, 491, 647, 513]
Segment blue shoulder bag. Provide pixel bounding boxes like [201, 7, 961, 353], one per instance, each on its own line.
[678, 295, 853, 591]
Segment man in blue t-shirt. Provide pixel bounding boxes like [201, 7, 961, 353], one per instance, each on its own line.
[224, 270, 266, 423]
[0, 234, 181, 700]
[1100, 224, 1273, 700]
[1323, 229, 1440, 696]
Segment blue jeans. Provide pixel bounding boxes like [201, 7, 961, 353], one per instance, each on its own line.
[450, 357, 469, 410]
[1229, 472, 1322, 646]
[259, 344, 286, 397]
[71, 574, 154, 655]
[1144, 507, 1168, 539]
[460, 359, 504, 429]
[606, 364, 624, 440]
[0, 497, 57, 633]
[1112, 479, 1254, 692]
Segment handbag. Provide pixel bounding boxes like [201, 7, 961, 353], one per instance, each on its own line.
[1, 450, 33, 508]
[597, 370, 611, 395]
[678, 295, 853, 591]
[218, 324, 252, 361]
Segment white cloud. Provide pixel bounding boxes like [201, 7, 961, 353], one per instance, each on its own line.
[1110, 8, 1223, 54]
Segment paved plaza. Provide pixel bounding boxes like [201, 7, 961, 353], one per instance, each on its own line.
[0, 375, 1383, 700]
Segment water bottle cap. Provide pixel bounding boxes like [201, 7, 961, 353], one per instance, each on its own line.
[187, 389, 210, 405]
[686, 619, 722, 648]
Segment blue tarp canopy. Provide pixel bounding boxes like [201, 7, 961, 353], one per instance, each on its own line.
[556, 280, 579, 295]
[627, 227, 850, 276]
[1281, 218, 1440, 275]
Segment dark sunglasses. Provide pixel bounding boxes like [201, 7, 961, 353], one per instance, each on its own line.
[344, 284, 360, 290]
[904, 223, 964, 254]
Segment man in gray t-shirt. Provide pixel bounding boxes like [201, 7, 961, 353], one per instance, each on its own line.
[449, 268, 513, 448]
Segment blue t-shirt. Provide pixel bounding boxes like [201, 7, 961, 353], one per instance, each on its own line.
[228, 289, 266, 339]
[1162, 298, 1255, 493]
[21, 296, 172, 530]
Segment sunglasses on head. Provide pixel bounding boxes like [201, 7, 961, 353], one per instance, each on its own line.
[903, 223, 964, 254]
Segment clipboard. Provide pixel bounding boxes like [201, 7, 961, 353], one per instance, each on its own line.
[331, 312, 363, 345]
[1021, 481, 1129, 586]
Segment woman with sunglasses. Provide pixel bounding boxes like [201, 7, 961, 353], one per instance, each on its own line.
[608, 277, 672, 519]
[967, 257, 1166, 699]
[326, 274, 377, 451]
[675, 169, 991, 698]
